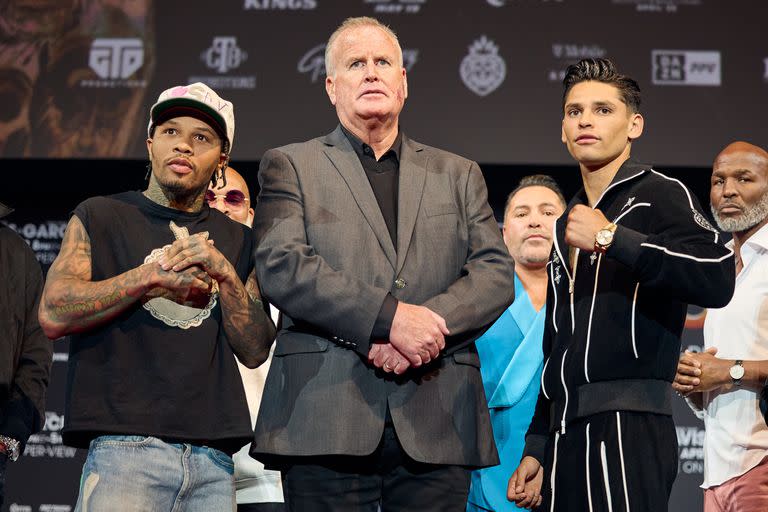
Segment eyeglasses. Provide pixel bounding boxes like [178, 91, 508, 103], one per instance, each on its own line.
[205, 189, 249, 207]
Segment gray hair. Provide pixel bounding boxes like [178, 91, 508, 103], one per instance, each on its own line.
[325, 17, 403, 77]
[504, 174, 567, 220]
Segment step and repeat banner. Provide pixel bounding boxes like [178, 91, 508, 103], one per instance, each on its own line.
[1, 0, 766, 166]
[2, 0, 762, 510]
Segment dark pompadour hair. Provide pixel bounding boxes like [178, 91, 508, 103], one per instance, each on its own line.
[504, 174, 567, 220]
[562, 58, 641, 113]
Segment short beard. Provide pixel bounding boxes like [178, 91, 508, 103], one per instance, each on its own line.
[712, 191, 768, 233]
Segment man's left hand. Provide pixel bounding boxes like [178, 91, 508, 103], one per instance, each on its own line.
[564, 205, 610, 251]
[673, 347, 730, 394]
[368, 342, 411, 375]
[158, 233, 235, 283]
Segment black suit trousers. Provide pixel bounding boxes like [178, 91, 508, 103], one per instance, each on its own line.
[280, 420, 471, 512]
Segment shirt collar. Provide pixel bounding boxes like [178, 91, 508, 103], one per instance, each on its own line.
[339, 123, 402, 162]
[0, 201, 13, 220]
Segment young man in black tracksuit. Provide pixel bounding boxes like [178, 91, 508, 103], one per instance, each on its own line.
[508, 59, 735, 511]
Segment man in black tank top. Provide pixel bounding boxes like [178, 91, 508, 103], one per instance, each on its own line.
[39, 83, 275, 512]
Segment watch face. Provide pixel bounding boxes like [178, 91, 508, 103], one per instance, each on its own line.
[596, 229, 614, 246]
[730, 364, 745, 380]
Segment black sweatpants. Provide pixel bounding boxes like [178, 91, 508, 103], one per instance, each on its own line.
[540, 411, 678, 512]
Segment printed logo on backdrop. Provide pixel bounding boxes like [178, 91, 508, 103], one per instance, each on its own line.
[364, 0, 426, 14]
[676, 425, 705, 475]
[764, 57, 768, 82]
[188, 37, 256, 90]
[652, 50, 721, 86]
[298, 44, 419, 83]
[24, 411, 76, 459]
[486, 0, 563, 6]
[243, 0, 317, 9]
[83, 38, 145, 88]
[9, 505, 32, 512]
[548, 42, 606, 82]
[8, 221, 66, 267]
[460, 36, 506, 97]
[611, 0, 701, 13]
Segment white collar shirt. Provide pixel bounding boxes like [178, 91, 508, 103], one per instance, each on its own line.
[702, 221, 768, 488]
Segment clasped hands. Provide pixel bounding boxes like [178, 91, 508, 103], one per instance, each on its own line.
[672, 347, 730, 396]
[145, 233, 234, 305]
[367, 302, 449, 375]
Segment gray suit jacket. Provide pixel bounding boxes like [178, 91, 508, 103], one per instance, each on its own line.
[251, 126, 515, 467]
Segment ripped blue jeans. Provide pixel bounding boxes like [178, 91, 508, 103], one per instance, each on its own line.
[75, 435, 235, 512]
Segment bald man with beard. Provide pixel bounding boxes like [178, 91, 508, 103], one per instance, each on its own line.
[674, 141, 768, 511]
[207, 168, 285, 511]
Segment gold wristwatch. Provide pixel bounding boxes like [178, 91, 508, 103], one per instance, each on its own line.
[594, 222, 617, 253]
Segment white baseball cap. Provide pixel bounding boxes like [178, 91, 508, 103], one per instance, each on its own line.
[147, 82, 235, 153]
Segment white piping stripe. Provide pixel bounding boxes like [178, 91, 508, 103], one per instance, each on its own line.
[552, 217, 572, 285]
[550, 432, 560, 512]
[586, 423, 594, 512]
[560, 348, 569, 434]
[600, 442, 614, 512]
[613, 202, 651, 223]
[630, 283, 639, 359]
[583, 255, 602, 383]
[616, 412, 631, 512]
[640, 243, 734, 263]
[549, 261, 559, 334]
[650, 169, 694, 209]
[541, 357, 551, 400]
[594, 170, 648, 208]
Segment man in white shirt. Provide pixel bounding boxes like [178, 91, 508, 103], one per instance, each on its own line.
[208, 168, 284, 511]
[674, 141, 768, 511]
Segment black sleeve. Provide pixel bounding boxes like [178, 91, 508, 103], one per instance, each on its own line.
[522, 259, 555, 464]
[607, 177, 735, 308]
[0, 238, 53, 449]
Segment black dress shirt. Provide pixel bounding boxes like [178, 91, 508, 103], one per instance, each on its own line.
[340, 125, 401, 341]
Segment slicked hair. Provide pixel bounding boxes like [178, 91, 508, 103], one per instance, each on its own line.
[562, 58, 641, 113]
[325, 16, 402, 77]
[504, 174, 567, 221]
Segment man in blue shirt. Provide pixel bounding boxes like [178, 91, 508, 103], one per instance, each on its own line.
[468, 175, 566, 511]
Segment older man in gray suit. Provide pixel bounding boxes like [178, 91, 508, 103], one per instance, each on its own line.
[251, 16, 515, 512]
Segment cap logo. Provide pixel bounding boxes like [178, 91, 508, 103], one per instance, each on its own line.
[170, 86, 188, 97]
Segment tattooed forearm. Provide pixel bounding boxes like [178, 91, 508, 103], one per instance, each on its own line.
[218, 270, 275, 368]
[40, 266, 151, 339]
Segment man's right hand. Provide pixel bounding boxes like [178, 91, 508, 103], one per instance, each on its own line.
[389, 302, 449, 367]
[508, 456, 543, 509]
[143, 263, 214, 308]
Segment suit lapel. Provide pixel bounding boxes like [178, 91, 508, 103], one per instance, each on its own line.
[396, 136, 426, 275]
[322, 127, 397, 269]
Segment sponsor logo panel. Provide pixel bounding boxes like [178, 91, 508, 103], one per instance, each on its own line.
[612, 0, 702, 13]
[83, 38, 146, 88]
[652, 50, 721, 86]
[548, 42, 607, 82]
[8, 221, 66, 267]
[676, 425, 705, 475]
[189, 37, 256, 90]
[763, 57, 768, 82]
[460, 36, 506, 97]
[364, 0, 427, 14]
[298, 44, 419, 83]
[487, 0, 563, 6]
[24, 411, 77, 459]
[244, 0, 317, 9]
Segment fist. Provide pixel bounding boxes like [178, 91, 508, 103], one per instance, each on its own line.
[564, 205, 609, 251]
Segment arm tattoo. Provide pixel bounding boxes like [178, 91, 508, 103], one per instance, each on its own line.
[40, 216, 151, 338]
[219, 270, 275, 368]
